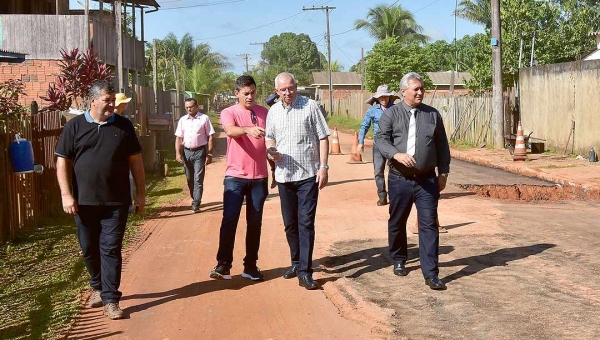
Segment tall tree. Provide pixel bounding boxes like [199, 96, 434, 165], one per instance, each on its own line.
[262, 33, 323, 86]
[354, 4, 429, 44]
[364, 37, 432, 92]
[455, 0, 491, 29]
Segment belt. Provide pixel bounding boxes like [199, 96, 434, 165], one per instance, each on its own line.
[390, 168, 436, 180]
[184, 145, 205, 152]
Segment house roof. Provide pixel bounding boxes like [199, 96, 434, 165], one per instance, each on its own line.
[0, 48, 27, 61]
[311, 72, 362, 86]
[426, 71, 472, 86]
[91, 0, 160, 8]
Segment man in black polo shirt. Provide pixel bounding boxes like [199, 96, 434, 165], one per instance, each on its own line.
[376, 72, 451, 291]
[55, 80, 146, 319]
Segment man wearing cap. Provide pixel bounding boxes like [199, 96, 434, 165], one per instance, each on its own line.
[175, 98, 215, 213]
[358, 85, 399, 206]
[376, 72, 450, 290]
[114, 93, 135, 210]
[114, 93, 132, 115]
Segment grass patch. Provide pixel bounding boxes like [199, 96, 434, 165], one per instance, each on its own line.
[326, 115, 373, 138]
[0, 150, 186, 340]
[449, 140, 479, 150]
[538, 164, 578, 169]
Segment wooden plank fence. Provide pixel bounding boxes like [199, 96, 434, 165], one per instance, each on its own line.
[0, 110, 62, 243]
[426, 94, 494, 146]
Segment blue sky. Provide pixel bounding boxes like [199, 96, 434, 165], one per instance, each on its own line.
[70, 0, 485, 74]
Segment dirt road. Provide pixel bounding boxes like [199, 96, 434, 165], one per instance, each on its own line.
[67, 130, 600, 340]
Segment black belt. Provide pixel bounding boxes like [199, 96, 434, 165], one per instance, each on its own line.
[390, 168, 436, 180]
[184, 145, 205, 152]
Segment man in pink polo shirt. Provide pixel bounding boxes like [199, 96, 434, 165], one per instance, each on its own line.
[209, 75, 273, 281]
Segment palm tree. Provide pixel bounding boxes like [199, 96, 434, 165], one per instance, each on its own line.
[354, 4, 429, 45]
[455, 0, 491, 30]
[326, 60, 344, 72]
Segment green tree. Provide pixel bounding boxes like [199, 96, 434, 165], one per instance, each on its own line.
[354, 4, 429, 44]
[262, 33, 323, 85]
[147, 33, 231, 97]
[326, 60, 344, 72]
[455, 0, 491, 29]
[364, 37, 432, 92]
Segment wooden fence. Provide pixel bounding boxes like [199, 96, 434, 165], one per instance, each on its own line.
[319, 87, 511, 146]
[0, 84, 187, 242]
[426, 94, 495, 146]
[0, 111, 63, 244]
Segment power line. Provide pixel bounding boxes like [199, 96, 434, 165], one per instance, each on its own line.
[161, 0, 246, 11]
[193, 11, 304, 41]
[303, 5, 335, 116]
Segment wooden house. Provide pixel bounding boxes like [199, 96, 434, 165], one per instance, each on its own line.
[0, 0, 159, 107]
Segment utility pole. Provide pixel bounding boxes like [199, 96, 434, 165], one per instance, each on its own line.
[237, 53, 251, 73]
[491, 0, 504, 148]
[303, 5, 335, 116]
[250, 42, 267, 101]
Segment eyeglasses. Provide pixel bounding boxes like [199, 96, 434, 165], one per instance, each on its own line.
[277, 86, 296, 94]
[250, 109, 257, 125]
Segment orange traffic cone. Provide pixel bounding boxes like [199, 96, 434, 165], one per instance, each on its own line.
[347, 131, 365, 164]
[513, 121, 528, 161]
[330, 127, 342, 155]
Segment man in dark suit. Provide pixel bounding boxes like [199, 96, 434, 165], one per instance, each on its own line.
[375, 72, 451, 290]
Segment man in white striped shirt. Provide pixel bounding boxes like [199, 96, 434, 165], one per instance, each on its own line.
[265, 72, 330, 290]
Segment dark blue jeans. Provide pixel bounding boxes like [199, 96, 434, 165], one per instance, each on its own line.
[216, 176, 269, 269]
[373, 142, 387, 200]
[75, 205, 129, 304]
[387, 172, 440, 278]
[183, 146, 207, 207]
[277, 176, 319, 278]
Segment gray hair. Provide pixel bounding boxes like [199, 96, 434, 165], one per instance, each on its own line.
[399, 72, 424, 90]
[274, 72, 297, 88]
[89, 80, 116, 99]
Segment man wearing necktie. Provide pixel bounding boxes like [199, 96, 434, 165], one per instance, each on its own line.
[376, 72, 451, 290]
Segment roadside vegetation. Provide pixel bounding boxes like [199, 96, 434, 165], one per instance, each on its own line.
[0, 152, 186, 340]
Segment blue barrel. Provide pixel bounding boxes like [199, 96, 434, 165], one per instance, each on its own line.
[9, 134, 34, 174]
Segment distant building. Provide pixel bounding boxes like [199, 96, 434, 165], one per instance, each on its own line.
[425, 71, 472, 95]
[583, 31, 600, 61]
[311, 72, 363, 101]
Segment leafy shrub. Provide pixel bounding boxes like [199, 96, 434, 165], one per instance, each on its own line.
[0, 79, 28, 120]
[40, 48, 113, 112]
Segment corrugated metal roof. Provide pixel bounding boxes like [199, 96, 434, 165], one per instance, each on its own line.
[92, 0, 160, 8]
[426, 71, 472, 86]
[0, 48, 27, 60]
[311, 72, 362, 86]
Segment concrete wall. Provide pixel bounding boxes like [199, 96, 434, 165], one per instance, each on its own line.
[519, 59, 600, 155]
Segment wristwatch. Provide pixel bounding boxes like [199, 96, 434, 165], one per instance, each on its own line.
[439, 173, 448, 178]
[320, 164, 329, 169]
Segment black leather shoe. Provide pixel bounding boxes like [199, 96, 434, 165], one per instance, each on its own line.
[393, 262, 408, 276]
[376, 197, 388, 206]
[298, 275, 320, 290]
[283, 265, 299, 279]
[425, 276, 447, 290]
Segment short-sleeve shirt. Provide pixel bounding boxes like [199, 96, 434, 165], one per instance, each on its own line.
[220, 104, 269, 179]
[54, 110, 142, 205]
[265, 95, 330, 183]
[174, 113, 215, 149]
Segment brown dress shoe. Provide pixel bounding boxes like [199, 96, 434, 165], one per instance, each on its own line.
[376, 197, 388, 206]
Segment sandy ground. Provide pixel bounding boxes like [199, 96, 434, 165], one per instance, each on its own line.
[66, 130, 600, 340]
